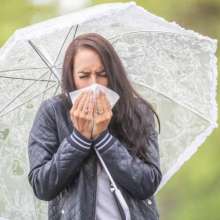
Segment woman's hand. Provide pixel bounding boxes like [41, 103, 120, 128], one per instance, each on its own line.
[92, 91, 113, 139]
[69, 91, 95, 139]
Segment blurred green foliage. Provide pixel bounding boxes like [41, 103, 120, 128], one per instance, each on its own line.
[0, 0, 219, 220]
[0, 0, 57, 45]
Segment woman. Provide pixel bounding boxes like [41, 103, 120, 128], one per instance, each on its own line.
[27, 33, 162, 220]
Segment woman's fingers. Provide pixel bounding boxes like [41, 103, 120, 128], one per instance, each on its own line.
[96, 91, 104, 114]
[72, 90, 111, 123]
[91, 91, 113, 138]
[87, 92, 95, 118]
[81, 92, 94, 119]
[99, 91, 111, 115]
[81, 92, 91, 115]
[69, 90, 95, 139]
[77, 91, 89, 112]
[94, 91, 110, 115]
[101, 92, 110, 112]
[73, 91, 85, 110]
[94, 91, 112, 122]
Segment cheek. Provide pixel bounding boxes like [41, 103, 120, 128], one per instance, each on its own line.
[75, 79, 86, 89]
[97, 77, 109, 87]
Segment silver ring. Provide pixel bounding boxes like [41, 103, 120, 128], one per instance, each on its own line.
[83, 107, 89, 114]
[96, 109, 104, 115]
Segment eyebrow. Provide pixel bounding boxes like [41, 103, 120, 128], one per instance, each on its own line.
[78, 69, 105, 74]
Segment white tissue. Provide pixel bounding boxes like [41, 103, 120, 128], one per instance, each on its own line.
[69, 83, 120, 108]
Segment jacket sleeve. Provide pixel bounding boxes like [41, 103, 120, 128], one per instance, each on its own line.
[93, 106, 162, 200]
[27, 99, 92, 201]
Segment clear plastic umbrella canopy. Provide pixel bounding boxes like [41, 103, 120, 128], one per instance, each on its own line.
[0, 2, 218, 219]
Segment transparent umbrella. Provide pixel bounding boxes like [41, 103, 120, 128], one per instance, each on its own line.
[0, 2, 218, 219]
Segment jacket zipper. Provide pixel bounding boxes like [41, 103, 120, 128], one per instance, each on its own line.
[93, 159, 97, 220]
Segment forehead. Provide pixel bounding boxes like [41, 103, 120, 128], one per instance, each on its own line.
[74, 47, 103, 70]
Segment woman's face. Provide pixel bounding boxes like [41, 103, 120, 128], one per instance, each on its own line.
[73, 47, 109, 89]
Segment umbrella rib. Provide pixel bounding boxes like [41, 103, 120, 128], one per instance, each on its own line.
[0, 67, 48, 73]
[54, 25, 77, 65]
[0, 84, 56, 118]
[0, 75, 55, 82]
[135, 81, 212, 124]
[41, 71, 53, 102]
[0, 70, 53, 114]
[28, 40, 61, 84]
[73, 24, 79, 39]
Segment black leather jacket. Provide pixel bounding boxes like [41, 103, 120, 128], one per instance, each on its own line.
[27, 95, 162, 220]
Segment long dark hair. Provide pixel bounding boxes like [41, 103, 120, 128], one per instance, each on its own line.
[60, 33, 160, 162]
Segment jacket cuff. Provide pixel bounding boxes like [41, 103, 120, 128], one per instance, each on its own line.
[67, 128, 92, 152]
[92, 130, 116, 153]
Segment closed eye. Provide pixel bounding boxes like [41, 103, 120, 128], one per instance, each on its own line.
[79, 75, 88, 78]
[79, 70, 107, 78]
[97, 71, 107, 77]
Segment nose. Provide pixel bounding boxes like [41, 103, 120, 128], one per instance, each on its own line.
[89, 74, 97, 85]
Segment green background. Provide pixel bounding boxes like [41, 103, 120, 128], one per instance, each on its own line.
[0, 0, 219, 219]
